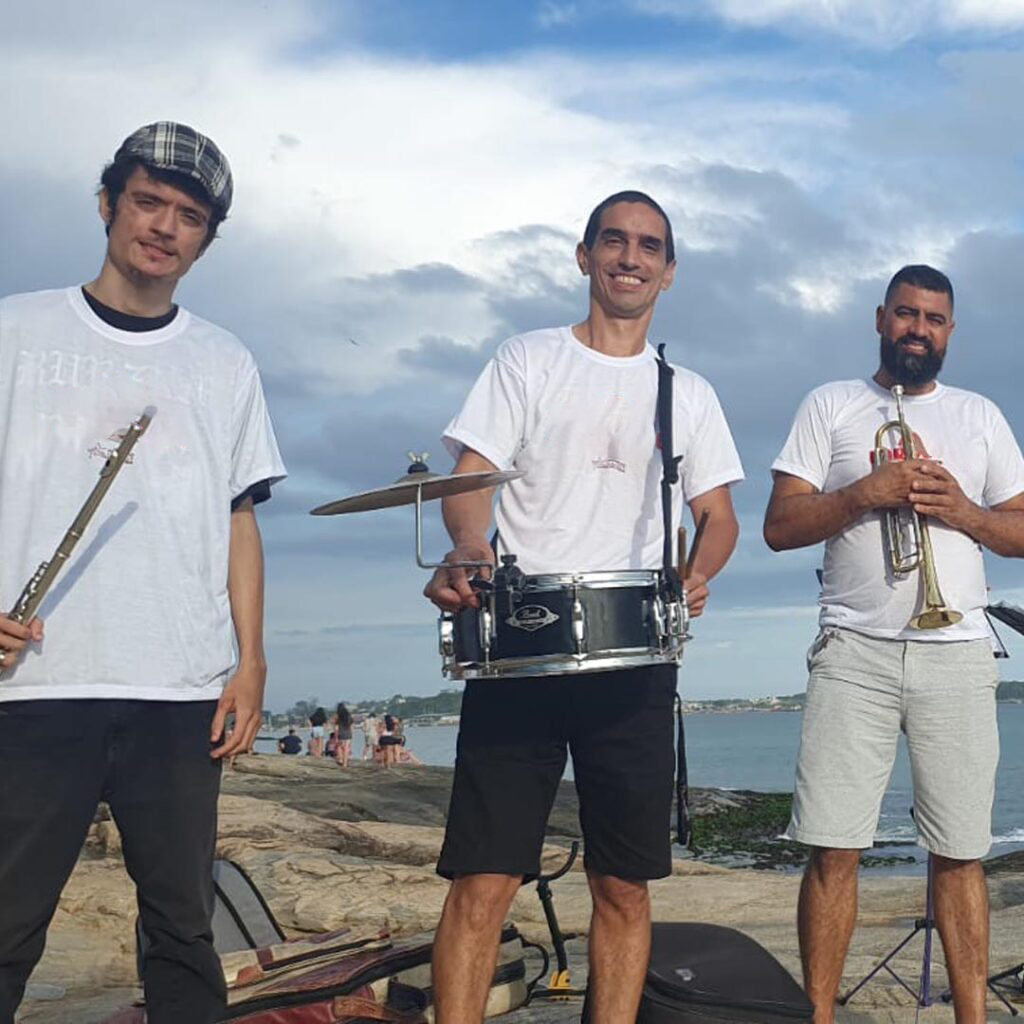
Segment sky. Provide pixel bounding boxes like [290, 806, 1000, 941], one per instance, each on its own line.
[5, 0, 1024, 706]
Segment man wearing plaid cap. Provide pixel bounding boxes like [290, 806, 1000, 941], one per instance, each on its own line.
[0, 123, 286, 1023]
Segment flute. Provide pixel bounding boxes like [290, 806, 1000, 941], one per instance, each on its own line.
[7, 407, 156, 627]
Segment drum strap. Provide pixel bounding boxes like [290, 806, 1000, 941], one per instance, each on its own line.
[656, 344, 683, 600]
[657, 344, 691, 848]
[675, 694, 691, 847]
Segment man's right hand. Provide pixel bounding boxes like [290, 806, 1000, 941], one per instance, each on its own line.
[0, 614, 44, 669]
[424, 540, 496, 612]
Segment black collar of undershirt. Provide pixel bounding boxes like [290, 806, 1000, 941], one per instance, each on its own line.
[81, 287, 179, 332]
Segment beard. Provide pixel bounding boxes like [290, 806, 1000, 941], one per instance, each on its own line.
[879, 332, 945, 386]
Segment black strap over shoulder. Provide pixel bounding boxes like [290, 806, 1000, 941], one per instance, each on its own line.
[656, 344, 684, 600]
[656, 343, 691, 849]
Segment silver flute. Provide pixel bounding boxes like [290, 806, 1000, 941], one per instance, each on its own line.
[7, 407, 156, 627]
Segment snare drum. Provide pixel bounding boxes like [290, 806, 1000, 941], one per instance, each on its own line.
[438, 568, 687, 679]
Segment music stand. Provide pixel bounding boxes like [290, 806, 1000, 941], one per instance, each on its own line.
[985, 964, 1023, 1013]
[839, 852, 938, 1009]
[838, 844, 1020, 1015]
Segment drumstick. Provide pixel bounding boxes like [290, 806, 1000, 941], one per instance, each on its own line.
[677, 526, 687, 579]
[685, 510, 710, 578]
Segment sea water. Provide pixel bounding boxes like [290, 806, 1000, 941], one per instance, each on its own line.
[257, 703, 1024, 871]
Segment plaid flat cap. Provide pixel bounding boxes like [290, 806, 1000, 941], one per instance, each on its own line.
[115, 122, 233, 215]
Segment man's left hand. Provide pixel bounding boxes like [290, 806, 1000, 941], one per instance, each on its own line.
[685, 570, 709, 619]
[910, 462, 980, 535]
[210, 661, 267, 759]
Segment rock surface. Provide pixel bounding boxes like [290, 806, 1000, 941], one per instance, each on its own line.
[19, 755, 1024, 1023]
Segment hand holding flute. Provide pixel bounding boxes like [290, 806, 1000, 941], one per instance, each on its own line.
[0, 408, 154, 673]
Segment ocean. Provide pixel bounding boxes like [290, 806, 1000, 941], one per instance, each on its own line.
[256, 703, 1024, 872]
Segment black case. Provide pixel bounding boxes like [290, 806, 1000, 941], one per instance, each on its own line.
[639, 923, 813, 1023]
[583, 923, 813, 1023]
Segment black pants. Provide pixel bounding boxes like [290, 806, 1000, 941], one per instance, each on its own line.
[0, 698, 225, 1024]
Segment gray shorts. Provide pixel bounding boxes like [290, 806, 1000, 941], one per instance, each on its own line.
[786, 627, 999, 860]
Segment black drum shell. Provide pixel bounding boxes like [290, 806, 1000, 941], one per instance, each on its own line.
[451, 572, 662, 668]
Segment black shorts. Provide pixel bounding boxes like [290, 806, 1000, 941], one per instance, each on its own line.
[437, 664, 676, 882]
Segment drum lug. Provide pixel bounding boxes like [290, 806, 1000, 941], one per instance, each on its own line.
[438, 614, 455, 676]
[652, 595, 667, 651]
[572, 584, 585, 654]
[479, 597, 494, 665]
[665, 596, 690, 656]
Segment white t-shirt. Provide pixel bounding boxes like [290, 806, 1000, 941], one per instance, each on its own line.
[443, 326, 744, 575]
[0, 287, 287, 701]
[772, 378, 1024, 641]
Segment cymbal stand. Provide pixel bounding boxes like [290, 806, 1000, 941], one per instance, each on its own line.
[529, 842, 587, 1001]
[414, 485, 493, 573]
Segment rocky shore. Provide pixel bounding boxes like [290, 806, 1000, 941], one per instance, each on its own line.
[19, 755, 1024, 1023]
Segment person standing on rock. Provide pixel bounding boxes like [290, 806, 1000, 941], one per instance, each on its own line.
[423, 190, 743, 1023]
[362, 712, 380, 762]
[764, 265, 1024, 1024]
[0, 122, 286, 1024]
[335, 703, 354, 767]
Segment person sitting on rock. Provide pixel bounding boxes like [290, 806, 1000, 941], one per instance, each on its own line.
[278, 728, 302, 755]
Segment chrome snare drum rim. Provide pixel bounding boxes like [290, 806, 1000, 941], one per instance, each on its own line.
[444, 648, 679, 679]
[524, 570, 661, 592]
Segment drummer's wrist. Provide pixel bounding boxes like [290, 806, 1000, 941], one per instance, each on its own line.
[449, 531, 491, 553]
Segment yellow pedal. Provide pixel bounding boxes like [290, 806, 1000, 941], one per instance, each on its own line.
[548, 969, 573, 991]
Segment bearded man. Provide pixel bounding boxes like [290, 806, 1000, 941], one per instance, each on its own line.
[764, 265, 1024, 1024]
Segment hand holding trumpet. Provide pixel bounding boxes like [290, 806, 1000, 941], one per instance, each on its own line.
[909, 461, 980, 535]
[858, 458, 935, 510]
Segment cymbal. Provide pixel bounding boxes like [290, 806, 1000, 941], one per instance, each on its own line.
[310, 469, 525, 515]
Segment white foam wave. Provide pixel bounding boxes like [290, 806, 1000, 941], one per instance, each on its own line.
[992, 828, 1024, 845]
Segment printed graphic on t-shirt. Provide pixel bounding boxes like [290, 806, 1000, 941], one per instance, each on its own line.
[13, 347, 210, 409]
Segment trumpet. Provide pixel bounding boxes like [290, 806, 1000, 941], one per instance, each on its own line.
[872, 385, 962, 630]
[6, 407, 155, 631]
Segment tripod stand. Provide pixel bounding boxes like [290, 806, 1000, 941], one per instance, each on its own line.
[839, 853, 938, 1009]
[985, 963, 1023, 1015]
[840, 853, 1020, 1016]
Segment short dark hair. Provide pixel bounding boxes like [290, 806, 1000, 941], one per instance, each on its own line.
[582, 190, 675, 264]
[99, 157, 226, 246]
[884, 265, 954, 310]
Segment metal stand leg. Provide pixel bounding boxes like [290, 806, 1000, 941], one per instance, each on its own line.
[839, 855, 937, 1008]
[985, 964, 1023, 1016]
[941, 962, 1022, 1016]
[529, 842, 587, 1002]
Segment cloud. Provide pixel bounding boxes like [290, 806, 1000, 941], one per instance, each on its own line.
[535, 1, 582, 28]
[634, 0, 1024, 45]
[7, 3, 1024, 703]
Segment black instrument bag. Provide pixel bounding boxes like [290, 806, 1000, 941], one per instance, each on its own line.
[638, 923, 813, 1023]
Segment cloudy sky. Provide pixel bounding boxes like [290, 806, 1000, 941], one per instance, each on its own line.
[6, 0, 1024, 706]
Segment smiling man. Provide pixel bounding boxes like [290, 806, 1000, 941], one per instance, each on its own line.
[0, 123, 285, 1024]
[424, 191, 743, 1022]
[764, 265, 1024, 1024]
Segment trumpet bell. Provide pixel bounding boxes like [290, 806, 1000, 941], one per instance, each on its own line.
[910, 606, 964, 630]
